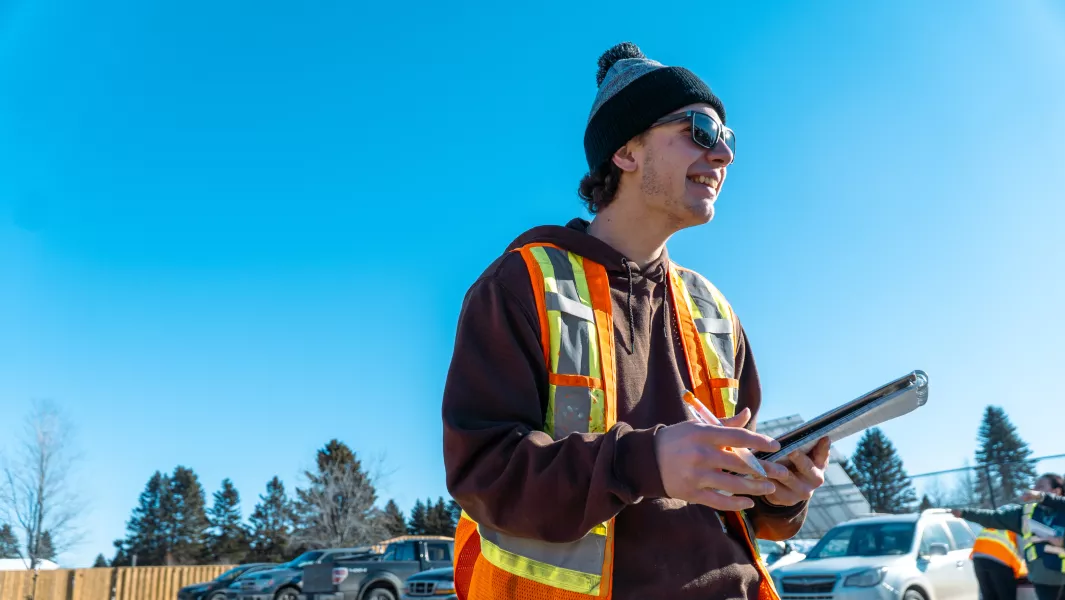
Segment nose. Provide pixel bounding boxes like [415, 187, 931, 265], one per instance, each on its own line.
[706, 138, 734, 167]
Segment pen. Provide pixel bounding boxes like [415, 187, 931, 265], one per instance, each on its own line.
[681, 390, 768, 479]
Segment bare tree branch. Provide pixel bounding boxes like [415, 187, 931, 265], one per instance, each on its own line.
[0, 399, 84, 578]
[292, 458, 388, 549]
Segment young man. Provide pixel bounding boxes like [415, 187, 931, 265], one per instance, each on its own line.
[441, 42, 831, 600]
[954, 474, 1065, 600]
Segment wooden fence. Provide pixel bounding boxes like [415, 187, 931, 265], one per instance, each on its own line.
[0, 565, 233, 600]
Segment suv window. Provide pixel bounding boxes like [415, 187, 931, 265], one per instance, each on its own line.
[427, 542, 451, 561]
[947, 520, 976, 549]
[920, 522, 952, 554]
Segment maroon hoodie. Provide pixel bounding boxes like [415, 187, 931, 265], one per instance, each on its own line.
[441, 218, 807, 599]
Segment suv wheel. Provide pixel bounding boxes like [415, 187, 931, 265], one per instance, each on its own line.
[904, 589, 927, 600]
[365, 588, 397, 600]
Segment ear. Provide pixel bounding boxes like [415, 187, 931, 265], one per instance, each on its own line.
[611, 143, 639, 173]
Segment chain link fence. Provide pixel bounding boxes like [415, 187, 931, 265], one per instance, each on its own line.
[909, 453, 1065, 510]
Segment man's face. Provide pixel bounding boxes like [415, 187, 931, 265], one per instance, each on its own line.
[625, 103, 734, 228]
[1036, 476, 1063, 495]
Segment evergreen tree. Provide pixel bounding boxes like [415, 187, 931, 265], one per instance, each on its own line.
[292, 440, 385, 548]
[850, 428, 917, 513]
[974, 406, 1038, 508]
[918, 495, 934, 511]
[118, 471, 172, 565]
[407, 499, 428, 535]
[38, 531, 56, 561]
[0, 524, 19, 559]
[92, 554, 109, 568]
[381, 500, 408, 538]
[168, 466, 210, 564]
[423, 497, 456, 536]
[248, 477, 294, 562]
[447, 499, 462, 525]
[207, 479, 250, 563]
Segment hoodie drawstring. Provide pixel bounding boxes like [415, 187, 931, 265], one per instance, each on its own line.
[621, 258, 636, 355]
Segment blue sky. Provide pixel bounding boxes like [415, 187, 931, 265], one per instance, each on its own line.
[2, 0, 1064, 568]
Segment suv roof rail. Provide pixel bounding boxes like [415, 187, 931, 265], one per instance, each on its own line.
[921, 508, 953, 515]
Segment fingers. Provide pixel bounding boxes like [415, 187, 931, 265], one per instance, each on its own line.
[789, 447, 819, 477]
[700, 446, 773, 479]
[687, 488, 756, 512]
[810, 437, 831, 467]
[693, 423, 780, 454]
[696, 469, 776, 497]
[719, 407, 752, 429]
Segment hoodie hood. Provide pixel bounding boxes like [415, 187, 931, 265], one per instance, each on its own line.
[505, 218, 671, 285]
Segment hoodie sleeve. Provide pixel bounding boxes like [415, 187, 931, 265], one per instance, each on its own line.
[957, 506, 1025, 534]
[735, 326, 811, 541]
[1040, 492, 1065, 513]
[442, 259, 665, 544]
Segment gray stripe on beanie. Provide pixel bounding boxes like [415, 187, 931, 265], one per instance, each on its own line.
[586, 57, 665, 124]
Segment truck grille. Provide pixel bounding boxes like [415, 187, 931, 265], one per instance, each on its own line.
[408, 581, 437, 595]
[781, 575, 838, 594]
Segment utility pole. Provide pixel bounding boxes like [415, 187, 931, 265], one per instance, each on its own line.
[983, 464, 997, 508]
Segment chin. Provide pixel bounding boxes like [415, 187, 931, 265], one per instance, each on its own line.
[685, 199, 716, 225]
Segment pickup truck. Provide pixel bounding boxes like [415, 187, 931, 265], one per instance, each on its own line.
[298, 538, 454, 600]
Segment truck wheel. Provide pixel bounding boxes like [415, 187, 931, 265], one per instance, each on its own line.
[207, 594, 227, 600]
[364, 588, 397, 600]
[275, 587, 300, 600]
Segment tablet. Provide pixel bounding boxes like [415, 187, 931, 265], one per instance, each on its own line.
[754, 370, 929, 463]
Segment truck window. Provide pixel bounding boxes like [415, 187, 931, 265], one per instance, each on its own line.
[426, 542, 451, 561]
[384, 542, 415, 561]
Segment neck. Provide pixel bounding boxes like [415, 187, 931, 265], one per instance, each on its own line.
[587, 198, 674, 268]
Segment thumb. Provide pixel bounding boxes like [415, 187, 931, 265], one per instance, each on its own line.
[720, 407, 752, 429]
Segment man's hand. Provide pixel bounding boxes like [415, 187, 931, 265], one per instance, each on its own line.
[951, 509, 964, 518]
[655, 407, 780, 511]
[759, 437, 831, 508]
[1021, 490, 1046, 503]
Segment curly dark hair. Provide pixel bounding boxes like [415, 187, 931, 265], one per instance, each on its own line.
[577, 160, 623, 214]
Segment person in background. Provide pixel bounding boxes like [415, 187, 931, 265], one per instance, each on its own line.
[969, 525, 1027, 600]
[954, 474, 1065, 600]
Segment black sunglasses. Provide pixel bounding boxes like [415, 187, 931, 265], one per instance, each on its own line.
[651, 111, 736, 162]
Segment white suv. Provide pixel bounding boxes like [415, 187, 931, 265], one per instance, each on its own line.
[770, 509, 980, 600]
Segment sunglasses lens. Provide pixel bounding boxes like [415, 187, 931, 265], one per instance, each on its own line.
[721, 129, 736, 154]
[691, 113, 718, 149]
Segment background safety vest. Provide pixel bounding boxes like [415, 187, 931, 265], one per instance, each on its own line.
[972, 528, 1027, 578]
[452, 243, 779, 600]
[1022, 502, 1065, 573]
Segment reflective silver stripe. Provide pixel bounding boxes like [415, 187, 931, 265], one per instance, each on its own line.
[695, 317, 732, 334]
[555, 309, 592, 376]
[478, 526, 606, 576]
[677, 268, 736, 377]
[545, 291, 595, 322]
[553, 385, 592, 438]
[543, 247, 583, 305]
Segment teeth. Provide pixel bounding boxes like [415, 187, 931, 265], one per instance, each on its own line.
[689, 175, 717, 188]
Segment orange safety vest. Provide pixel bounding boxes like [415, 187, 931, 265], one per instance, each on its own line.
[972, 528, 1028, 579]
[452, 243, 779, 600]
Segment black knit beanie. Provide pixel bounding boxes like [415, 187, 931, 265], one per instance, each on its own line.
[583, 42, 726, 172]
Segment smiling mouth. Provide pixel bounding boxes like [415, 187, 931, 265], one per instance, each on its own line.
[687, 175, 719, 190]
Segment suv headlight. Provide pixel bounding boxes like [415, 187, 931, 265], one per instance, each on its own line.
[844, 567, 887, 587]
